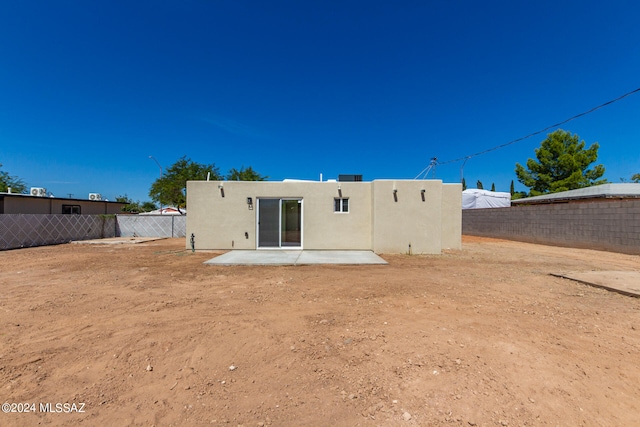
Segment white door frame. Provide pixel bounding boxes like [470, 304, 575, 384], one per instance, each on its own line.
[256, 198, 303, 249]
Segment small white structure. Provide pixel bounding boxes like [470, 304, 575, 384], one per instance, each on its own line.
[139, 207, 186, 215]
[462, 189, 511, 209]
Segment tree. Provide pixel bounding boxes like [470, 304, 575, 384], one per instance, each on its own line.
[0, 163, 27, 193]
[141, 201, 158, 212]
[149, 156, 221, 213]
[226, 166, 268, 181]
[511, 191, 528, 200]
[461, 177, 467, 191]
[515, 129, 606, 196]
[510, 180, 515, 196]
[632, 173, 640, 183]
[476, 180, 483, 189]
[490, 183, 496, 192]
[116, 195, 140, 213]
[116, 194, 157, 213]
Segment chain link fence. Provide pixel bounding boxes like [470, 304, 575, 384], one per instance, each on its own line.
[0, 214, 187, 250]
[0, 214, 117, 250]
[116, 215, 186, 238]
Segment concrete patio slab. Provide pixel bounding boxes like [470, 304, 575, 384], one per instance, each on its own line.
[72, 237, 166, 245]
[551, 271, 640, 298]
[204, 250, 388, 266]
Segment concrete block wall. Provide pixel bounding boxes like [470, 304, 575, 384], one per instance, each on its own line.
[462, 199, 640, 255]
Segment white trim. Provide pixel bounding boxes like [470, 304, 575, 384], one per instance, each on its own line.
[333, 197, 349, 213]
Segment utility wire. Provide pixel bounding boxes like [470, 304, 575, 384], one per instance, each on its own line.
[434, 86, 640, 166]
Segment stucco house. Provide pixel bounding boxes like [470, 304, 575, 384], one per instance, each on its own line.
[186, 179, 461, 254]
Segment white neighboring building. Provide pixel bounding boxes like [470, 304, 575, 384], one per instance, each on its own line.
[139, 207, 186, 215]
[462, 189, 511, 209]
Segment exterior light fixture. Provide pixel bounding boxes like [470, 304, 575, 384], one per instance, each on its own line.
[421, 189, 426, 202]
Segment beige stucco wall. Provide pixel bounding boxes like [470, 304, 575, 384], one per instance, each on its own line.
[371, 180, 443, 254]
[186, 179, 462, 254]
[48, 200, 120, 214]
[2, 197, 123, 214]
[441, 183, 462, 250]
[186, 181, 372, 250]
[3, 197, 52, 214]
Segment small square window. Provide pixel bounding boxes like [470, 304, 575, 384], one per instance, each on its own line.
[62, 205, 81, 214]
[334, 197, 349, 213]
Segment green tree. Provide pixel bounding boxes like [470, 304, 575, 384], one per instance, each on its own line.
[632, 173, 640, 183]
[0, 163, 27, 193]
[510, 180, 515, 196]
[116, 195, 140, 213]
[476, 180, 483, 190]
[515, 129, 606, 196]
[490, 183, 496, 192]
[511, 191, 528, 200]
[227, 166, 268, 181]
[461, 177, 467, 191]
[141, 201, 158, 212]
[116, 194, 157, 213]
[149, 156, 221, 213]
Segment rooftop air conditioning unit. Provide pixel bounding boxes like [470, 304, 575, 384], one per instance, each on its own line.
[338, 174, 363, 182]
[30, 187, 47, 197]
[89, 193, 102, 201]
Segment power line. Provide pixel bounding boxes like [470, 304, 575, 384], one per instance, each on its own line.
[433, 86, 640, 167]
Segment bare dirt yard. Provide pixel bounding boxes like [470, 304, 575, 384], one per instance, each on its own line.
[1, 236, 639, 426]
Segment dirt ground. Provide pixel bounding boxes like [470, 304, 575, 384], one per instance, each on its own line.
[1, 236, 639, 427]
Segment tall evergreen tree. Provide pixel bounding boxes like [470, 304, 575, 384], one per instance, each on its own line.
[515, 129, 606, 196]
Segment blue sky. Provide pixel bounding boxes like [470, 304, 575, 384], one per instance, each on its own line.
[1, 0, 639, 202]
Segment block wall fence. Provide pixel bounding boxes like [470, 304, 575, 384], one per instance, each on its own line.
[462, 199, 640, 255]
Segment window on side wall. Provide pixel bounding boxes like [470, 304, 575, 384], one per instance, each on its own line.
[62, 205, 81, 214]
[334, 198, 349, 213]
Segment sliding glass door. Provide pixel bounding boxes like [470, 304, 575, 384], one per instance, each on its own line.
[257, 198, 302, 248]
[281, 199, 302, 247]
[257, 199, 280, 247]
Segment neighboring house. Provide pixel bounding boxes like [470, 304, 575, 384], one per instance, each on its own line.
[511, 183, 640, 205]
[463, 183, 640, 255]
[186, 179, 462, 254]
[139, 207, 186, 215]
[0, 193, 125, 214]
